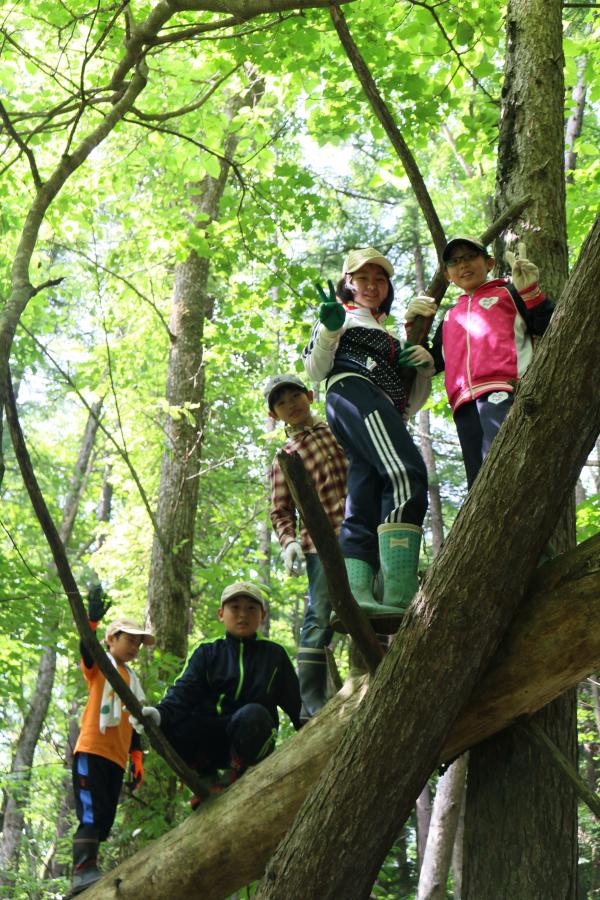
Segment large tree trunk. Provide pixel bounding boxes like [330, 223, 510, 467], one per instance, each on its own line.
[81, 539, 600, 898]
[248, 214, 600, 898]
[147, 76, 264, 656]
[0, 400, 102, 886]
[464, 2, 576, 896]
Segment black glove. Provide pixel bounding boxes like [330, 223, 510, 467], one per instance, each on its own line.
[87, 584, 112, 623]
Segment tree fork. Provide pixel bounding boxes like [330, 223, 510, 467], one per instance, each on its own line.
[252, 213, 600, 898]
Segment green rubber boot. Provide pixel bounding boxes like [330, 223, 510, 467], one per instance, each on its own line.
[378, 523, 422, 610]
[331, 557, 404, 634]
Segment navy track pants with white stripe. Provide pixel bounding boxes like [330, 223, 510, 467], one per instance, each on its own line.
[326, 377, 428, 568]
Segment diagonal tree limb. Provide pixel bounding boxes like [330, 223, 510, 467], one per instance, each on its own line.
[517, 719, 600, 819]
[276, 450, 383, 673]
[329, 2, 446, 257]
[3, 369, 210, 800]
[328, 4, 533, 358]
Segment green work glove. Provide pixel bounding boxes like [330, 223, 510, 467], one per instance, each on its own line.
[87, 584, 113, 623]
[397, 343, 434, 369]
[316, 280, 345, 332]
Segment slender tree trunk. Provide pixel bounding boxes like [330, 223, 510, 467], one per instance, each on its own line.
[416, 784, 433, 873]
[451, 772, 466, 899]
[43, 704, 80, 880]
[565, 57, 587, 180]
[412, 217, 444, 555]
[147, 76, 264, 657]
[417, 754, 468, 900]
[418, 410, 444, 556]
[0, 400, 102, 886]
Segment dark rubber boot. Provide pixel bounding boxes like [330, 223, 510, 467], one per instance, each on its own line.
[71, 825, 101, 895]
[298, 647, 329, 721]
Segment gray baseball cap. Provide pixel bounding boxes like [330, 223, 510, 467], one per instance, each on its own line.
[263, 373, 308, 410]
[442, 236, 489, 262]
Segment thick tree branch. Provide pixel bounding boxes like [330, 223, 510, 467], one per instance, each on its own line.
[81, 534, 600, 899]
[276, 450, 384, 673]
[329, 2, 446, 257]
[110, 0, 353, 88]
[252, 213, 600, 897]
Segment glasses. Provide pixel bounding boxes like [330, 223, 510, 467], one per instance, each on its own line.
[445, 251, 481, 268]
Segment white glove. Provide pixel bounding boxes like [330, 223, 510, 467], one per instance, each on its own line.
[283, 541, 304, 576]
[405, 295, 437, 322]
[130, 706, 161, 734]
[505, 242, 539, 292]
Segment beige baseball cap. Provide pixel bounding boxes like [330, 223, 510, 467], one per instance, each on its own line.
[342, 247, 394, 277]
[220, 581, 267, 611]
[105, 618, 155, 646]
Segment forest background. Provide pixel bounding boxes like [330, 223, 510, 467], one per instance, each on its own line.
[0, 0, 599, 897]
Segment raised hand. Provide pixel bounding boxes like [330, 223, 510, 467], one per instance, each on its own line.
[505, 242, 539, 293]
[316, 280, 345, 332]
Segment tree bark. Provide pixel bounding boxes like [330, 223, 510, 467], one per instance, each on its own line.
[81, 533, 600, 899]
[147, 76, 264, 657]
[493, 0, 567, 292]
[465, 1, 577, 896]
[0, 399, 102, 886]
[250, 213, 600, 898]
[417, 755, 468, 900]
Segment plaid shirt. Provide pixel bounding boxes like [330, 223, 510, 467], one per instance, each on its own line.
[270, 418, 348, 554]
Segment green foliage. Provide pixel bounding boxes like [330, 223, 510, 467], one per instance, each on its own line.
[0, 0, 598, 895]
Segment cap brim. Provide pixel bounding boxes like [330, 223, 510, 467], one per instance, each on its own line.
[442, 238, 487, 262]
[345, 256, 394, 277]
[119, 628, 155, 646]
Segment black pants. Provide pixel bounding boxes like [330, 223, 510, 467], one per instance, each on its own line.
[162, 703, 277, 772]
[72, 752, 124, 843]
[454, 391, 513, 488]
[326, 377, 428, 568]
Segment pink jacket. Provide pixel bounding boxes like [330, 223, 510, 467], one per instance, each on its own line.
[437, 278, 546, 413]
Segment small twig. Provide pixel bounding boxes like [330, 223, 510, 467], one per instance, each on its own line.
[30, 276, 65, 296]
[0, 100, 42, 190]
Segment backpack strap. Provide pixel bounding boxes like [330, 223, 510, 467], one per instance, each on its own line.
[504, 281, 532, 335]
